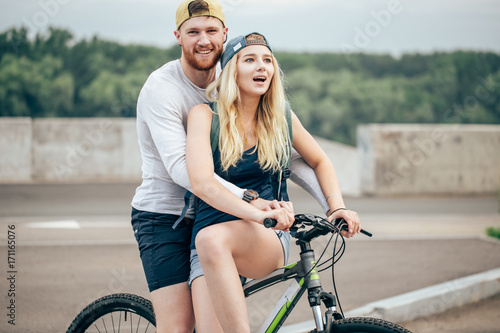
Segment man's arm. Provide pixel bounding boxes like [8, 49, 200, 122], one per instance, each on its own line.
[289, 148, 329, 213]
[138, 80, 245, 198]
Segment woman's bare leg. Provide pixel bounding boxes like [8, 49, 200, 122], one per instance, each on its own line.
[195, 221, 284, 333]
[191, 276, 224, 333]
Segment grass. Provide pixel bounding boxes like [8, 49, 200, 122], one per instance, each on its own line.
[485, 191, 500, 240]
[486, 226, 500, 239]
[497, 190, 500, 214]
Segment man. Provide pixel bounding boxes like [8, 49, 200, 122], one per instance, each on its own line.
[131, 1, 329, 332]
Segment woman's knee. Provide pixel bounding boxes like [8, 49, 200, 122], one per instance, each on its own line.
[195, 225, 230, 259]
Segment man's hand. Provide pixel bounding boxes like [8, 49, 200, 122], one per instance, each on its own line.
[250, 198, 294, 214]
[249, 198, 275, 211]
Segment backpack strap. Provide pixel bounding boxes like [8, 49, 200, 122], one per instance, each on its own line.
[209, 102, 219, 155]
[172, 190, 192, 229]
[272, 101, 293, 201]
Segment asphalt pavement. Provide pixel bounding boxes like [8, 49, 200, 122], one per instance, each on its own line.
[0, 182, 499, 333]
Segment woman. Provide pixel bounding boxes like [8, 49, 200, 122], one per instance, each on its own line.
[186, 33, 361, 333]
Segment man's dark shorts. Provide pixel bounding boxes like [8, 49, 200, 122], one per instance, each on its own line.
[131, 207, 193, 292]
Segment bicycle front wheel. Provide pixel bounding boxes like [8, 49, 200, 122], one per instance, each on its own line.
[66, 293, 156, 333]
[329, 317, 412, 333]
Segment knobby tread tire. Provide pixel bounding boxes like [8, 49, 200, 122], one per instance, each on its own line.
[328, 316, 412, 333]
[66, 293, 156, 333]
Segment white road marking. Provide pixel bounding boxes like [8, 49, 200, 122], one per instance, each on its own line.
[23, 220, 130, 229]
[26, 220, 81, 229]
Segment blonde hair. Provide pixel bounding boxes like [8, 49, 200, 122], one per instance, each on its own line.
[207, 37, 290, 172]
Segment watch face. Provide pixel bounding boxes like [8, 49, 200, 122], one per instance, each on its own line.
[243, 189, 259, 202]
[247, 190, 258, 197]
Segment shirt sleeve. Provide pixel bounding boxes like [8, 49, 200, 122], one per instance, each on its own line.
[289, 148, 329, 213]
[138, 79, 245, 198]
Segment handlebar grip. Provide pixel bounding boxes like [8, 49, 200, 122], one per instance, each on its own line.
[360, 229, 373, 237]
[263, 218, 277, 228]
[337, 219, 372, 237]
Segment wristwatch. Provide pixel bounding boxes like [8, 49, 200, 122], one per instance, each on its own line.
[242, 189, 259, 203]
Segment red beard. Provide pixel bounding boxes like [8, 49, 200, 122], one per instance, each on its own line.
[183, 46, 223, 71]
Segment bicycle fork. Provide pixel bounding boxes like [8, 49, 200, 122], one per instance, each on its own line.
[300, 242, 341, 332]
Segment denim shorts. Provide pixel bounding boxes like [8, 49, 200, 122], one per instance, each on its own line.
[188, 230, 290, 286]
[131, 207, 193, 292]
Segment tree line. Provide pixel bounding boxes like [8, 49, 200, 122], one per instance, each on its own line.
[1, 27, 499, 145]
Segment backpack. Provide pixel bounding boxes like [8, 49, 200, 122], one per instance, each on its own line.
[173, 101, 293, 229]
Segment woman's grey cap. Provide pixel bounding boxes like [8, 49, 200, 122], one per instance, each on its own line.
[220, 32, 273, 69]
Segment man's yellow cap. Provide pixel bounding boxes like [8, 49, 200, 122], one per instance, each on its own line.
[176, 0, 225, 30]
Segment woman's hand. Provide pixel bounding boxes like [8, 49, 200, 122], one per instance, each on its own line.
[327, 208, 361, 238]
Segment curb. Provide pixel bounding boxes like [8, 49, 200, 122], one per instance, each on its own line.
[280, 267, 500, 333]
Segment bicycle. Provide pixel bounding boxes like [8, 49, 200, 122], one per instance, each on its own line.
[66, 213, 412, 333]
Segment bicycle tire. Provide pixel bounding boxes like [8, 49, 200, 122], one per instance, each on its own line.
[326, 316, 412, 333]
[66, 293, 156, 333]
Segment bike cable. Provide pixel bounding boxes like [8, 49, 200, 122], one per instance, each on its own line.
[317, 223, 346, 272]
[331, 231, 346, 318]
[315, 222, 347, 318]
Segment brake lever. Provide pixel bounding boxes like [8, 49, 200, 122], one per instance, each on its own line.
[295, 214, 316, 225]
[334, 219, 373, 237]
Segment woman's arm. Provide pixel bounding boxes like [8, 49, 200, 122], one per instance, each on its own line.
[186, 104, 293, 229]
[290, 111, 361, 237]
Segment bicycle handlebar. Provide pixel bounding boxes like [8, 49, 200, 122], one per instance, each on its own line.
[263, 218, 278, 228]
[263, 215, 372, 237]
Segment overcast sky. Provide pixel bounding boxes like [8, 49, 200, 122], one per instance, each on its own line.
[1, 0, 499, 57]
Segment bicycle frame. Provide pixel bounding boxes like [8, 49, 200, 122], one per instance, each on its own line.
[244, 266, 304, 333]
[243, 228, 340, 333]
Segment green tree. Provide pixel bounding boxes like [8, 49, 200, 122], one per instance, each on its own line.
[1, 26, 499, 145]
[0, 54, 73, 117]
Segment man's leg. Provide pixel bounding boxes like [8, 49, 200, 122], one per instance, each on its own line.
[132, 208, 195, 333]
[151, 283, 195, 333]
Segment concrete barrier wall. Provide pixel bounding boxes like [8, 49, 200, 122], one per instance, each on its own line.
[1, 118, 141, 183]
[0, 117, 360, 195]
[0, 118, 32, 182]
[358, 124, 500, 196]
[2, 119, 499, 196]
[33, 118, 142, 182]
[314, 137, 360, 197]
